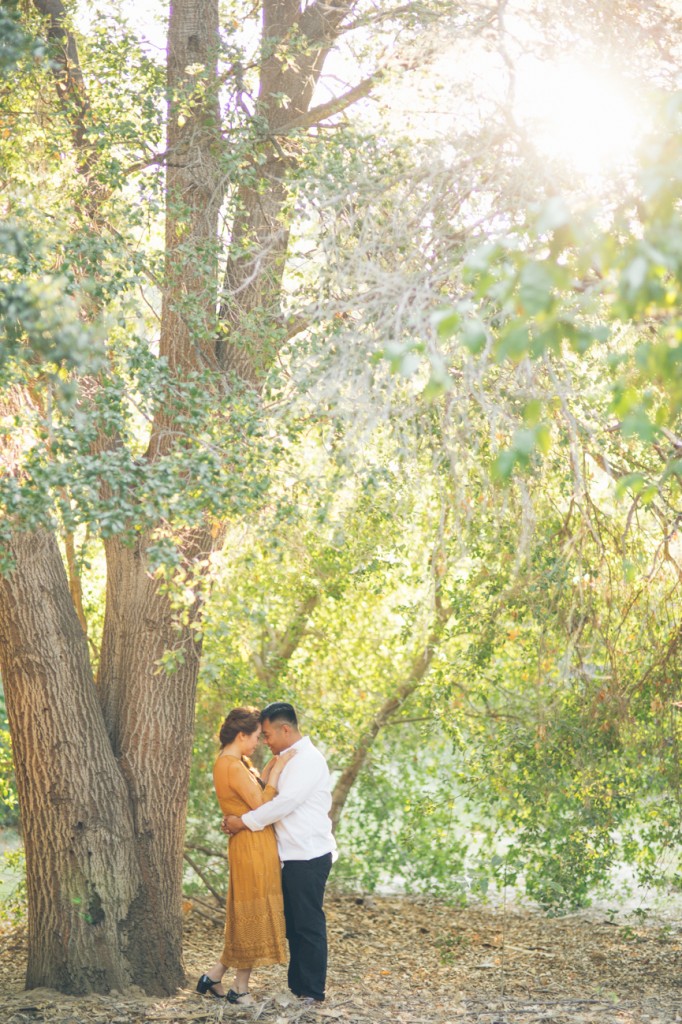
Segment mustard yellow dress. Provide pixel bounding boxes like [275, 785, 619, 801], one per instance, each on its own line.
[213, 754, 287, 968]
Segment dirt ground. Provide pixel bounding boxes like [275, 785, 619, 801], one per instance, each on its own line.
[1, 892, 681, 1023]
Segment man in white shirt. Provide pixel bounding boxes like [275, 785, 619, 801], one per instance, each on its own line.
[223, 702, 336, 1004]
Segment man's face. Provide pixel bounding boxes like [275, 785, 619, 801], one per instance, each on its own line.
[261, 719, 291, 754]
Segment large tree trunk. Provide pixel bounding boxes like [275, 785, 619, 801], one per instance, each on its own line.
[216, 0, 350, 381]
[2, 0, 376, 996]
[96, 534, 209, 992]
[0, 0, 223, 995]
[0, 530, 141, 993]
[88, 0, 223, 989]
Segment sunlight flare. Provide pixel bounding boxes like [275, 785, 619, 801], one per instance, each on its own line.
[514, 59, 644, 177]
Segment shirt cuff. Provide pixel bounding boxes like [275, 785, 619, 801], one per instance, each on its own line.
[241, 809, 263, 832]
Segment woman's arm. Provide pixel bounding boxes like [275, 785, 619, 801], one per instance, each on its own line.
[224, 760, 276, 811]
[264, 749, 296, 789]
[222, 749, 298, 834]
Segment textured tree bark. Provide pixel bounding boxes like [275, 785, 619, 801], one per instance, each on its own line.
[153, 0, 223, 451]
[0, 0, 223, 996]
[97, 533, 210, 993]
[0, 530, 142, 993]
[2, 0, 377, 995]
[159, 1, 221, 371]
[216, 0, 352, 382]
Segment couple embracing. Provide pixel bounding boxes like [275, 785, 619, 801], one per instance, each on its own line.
[197, 702, 336, 1006]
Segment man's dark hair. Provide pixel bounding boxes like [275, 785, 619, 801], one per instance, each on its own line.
[260, 701, 298, 727]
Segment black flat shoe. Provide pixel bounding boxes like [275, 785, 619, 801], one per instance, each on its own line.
[227, 989, 253, 1005]
[196, 973, 227, 998]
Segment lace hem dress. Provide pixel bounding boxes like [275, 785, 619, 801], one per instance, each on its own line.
[213, 755, 287, 969]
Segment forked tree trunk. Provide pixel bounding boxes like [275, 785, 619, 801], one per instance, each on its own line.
[97, 533, 209, 991]
[216, 0, 338, 381]
[2, 0, 374, 996]
[0, 0, 223, 995]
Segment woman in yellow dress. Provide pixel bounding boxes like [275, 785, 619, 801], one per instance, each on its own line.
[196, 706, 293, 1005]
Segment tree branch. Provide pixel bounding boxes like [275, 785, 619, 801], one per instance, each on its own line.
[183, 852, 226, 903]
[279, 69, 382, 131]
[298, 0, 360, 45]
[185, 842, 227, 860]
[250, 589, 322, 684]
[330, 541, 453, 829]
[63, 528, 88, 636]
[31, 0, 101, 189]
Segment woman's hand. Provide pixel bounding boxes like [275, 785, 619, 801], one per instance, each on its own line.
[266, 748, 297, 786]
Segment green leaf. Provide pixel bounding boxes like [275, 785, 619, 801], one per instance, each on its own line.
[610, 386, 640, 418]
[460, 319, 487, 354]
[519, 261, 554, 315]
[621, 409, 659, 442]
[491, 449, 517, 482]
[400, 350, 421, 377]
[535, 423, 552, 454]
[431, 307, 460, 339]
[422, 352, 453, 400]
[497, 324, 531, 362]
[571, 323, 609, 353]
[463, 242, 497, 277]
[522, 400, 543, 426]
[535, 197, 571, 233]
[615, 473, 646, 499]
[512, 427, 536, 458]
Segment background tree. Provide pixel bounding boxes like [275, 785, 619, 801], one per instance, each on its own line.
[3, 0, 682, 998]
[0, 0, 490, 996]
[183, 0, 682, 907]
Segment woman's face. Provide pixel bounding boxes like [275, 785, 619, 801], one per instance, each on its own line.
[242, 725, 261, 756]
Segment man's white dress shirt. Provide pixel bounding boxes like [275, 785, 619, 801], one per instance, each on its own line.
[241, 735, 337, 862]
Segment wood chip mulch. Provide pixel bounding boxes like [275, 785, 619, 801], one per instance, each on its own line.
[1, 892, 681, 1023]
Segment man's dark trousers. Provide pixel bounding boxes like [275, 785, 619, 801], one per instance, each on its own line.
[281, 852, 332, 1002]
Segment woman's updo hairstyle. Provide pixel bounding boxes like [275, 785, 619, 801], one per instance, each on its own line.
[219, 706, 261, 747]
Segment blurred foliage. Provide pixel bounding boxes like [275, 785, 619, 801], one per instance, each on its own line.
[0, 691, 18, 828]
[0, 847, 27, 924]
[3, 0, 682, 921]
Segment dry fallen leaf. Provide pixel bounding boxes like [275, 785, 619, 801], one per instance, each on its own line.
[1, 894, 681, 1024]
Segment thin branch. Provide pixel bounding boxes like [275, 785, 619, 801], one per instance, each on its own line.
[63, 528, 87, 635]
[185, 842, 227, 860]
[330, 531, 454, 829]
[187, 901, 223, 925]
[189, 891, 224, 912]
[31, 0, 105, 203]
[121, 150, 170, 178]
[183, 852, 226, 903]
[250, 590, 322, 684]
[279, 314, 310, 343]
[279, 70, 382, 131]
